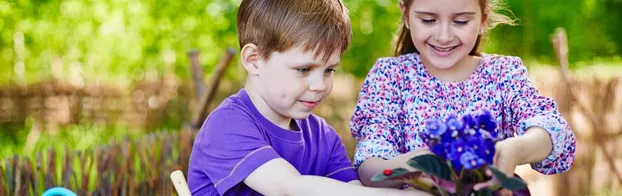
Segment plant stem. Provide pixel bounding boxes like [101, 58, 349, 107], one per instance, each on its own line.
[431, 179, 449, 196]
[407, 179, 433, 192]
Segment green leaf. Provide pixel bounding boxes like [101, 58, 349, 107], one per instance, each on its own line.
[488, 166, 528, 190]
[371, 168, 423, 182]
[407, 154, 452, 181]
[478, 188, 494, 196]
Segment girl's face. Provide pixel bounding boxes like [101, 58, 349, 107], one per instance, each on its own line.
[401, 0, 487, 70]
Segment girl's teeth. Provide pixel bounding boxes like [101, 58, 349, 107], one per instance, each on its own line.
[434, 46, 453, 52]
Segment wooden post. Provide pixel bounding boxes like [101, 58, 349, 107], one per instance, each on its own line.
[188, 50, 206, 102]
[552, 27, 622, 192]
[191, 48, 237, 130]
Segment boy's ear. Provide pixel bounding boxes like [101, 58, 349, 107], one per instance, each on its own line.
[241, 43, 260, 75]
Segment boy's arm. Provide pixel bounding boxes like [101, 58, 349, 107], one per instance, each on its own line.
[244, 158, 431, 196]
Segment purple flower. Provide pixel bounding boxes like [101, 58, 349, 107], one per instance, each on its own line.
[432, 143, 449, 159]
[475, 110, 497, 133]
[425, 119, 450, 142]
[467, 137, 495, 164]
[462, 114, 478, 130]
[445, 115, 464, 139]
[459, 151, 487, 170]
[446, 138, 466, 172]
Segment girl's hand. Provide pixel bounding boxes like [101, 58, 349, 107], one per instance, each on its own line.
[492, 137, 522, 178]
[473, 138, 523, 196]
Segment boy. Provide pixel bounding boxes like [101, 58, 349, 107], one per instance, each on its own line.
[187, 0, 428, 195]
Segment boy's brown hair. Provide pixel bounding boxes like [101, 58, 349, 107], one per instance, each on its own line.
[237, 0, 352, 62]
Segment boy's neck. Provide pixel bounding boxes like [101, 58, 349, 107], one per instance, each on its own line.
[423, 55, 481, 83]
[244, 84, 296, 131]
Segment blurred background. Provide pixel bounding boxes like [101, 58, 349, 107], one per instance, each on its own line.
[0, 0, 621, 195]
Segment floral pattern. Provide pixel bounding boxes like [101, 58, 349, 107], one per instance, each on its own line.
[350, 52, 576, 175]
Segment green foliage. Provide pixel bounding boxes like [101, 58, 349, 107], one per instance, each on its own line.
[0, 119, 148, 159]
[0, 0, 620, 83]
[488, 166, 528, 191]
[407, 154, 453, 181]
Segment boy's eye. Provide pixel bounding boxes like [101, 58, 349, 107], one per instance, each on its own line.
[454, 20, 470, 25]
[421, 19, 436, 24]
[325, 68, 336, 75]
[296, 68, 311, 73]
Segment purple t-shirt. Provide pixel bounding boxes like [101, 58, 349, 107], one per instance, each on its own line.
[187, 89, 358, 196]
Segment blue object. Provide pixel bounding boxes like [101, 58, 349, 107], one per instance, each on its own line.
[41, 187, 77, 196]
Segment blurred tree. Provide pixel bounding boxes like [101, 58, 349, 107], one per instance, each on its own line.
[0, 0, 620, 83]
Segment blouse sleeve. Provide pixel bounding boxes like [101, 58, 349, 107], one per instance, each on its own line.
[350, 57, 406, 169]
[501, 56, 576, 175]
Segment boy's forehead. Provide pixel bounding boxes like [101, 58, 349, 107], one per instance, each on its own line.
[281, 46, 341, 66]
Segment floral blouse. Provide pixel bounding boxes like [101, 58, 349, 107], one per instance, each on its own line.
[349, 52, 576, 175]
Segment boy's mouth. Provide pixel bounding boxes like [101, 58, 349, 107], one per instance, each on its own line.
[300, 101, 319, 110]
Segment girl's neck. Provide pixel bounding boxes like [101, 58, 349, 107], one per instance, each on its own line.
[422, 55, 482, 83]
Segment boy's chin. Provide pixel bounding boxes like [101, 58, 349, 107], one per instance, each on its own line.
[288, 111, 314, 120]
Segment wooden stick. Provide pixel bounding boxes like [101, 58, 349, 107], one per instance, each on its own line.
[35, 152, 41, 196]
[24, 158, 34, 196]
[6, 157, 13, 195]
[170, 170, 191, 196]
[45, 148, 56, 190]
[0, 161, 6, 196]
[191, 48, 237, 130]
[551, 27, 622, 185]
[13, 156, 21, 196]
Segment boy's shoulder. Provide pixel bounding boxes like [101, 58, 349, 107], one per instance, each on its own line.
[301, 113, 334, 133]
[200, 89, 258, 131]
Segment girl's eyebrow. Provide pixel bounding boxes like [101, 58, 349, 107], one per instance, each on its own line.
[413, 11, 437, 16]
[413, 11, 477, 16]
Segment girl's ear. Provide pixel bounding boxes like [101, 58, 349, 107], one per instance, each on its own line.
[241, 43, 260, 76]
[399, 0, 409, 26]
[480, 6, 491, 33]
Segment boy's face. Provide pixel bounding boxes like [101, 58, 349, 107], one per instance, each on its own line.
[248, 44, 340, 121]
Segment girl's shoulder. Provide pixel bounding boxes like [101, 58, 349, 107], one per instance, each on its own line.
[480, 53, 527, 76]
[371, 52, 422, 73]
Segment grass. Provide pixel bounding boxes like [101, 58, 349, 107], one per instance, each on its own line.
[0, 118, 151, 159]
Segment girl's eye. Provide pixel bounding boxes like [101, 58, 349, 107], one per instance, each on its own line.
[454, 20, 470, 25]
[422, 19, 436, 24]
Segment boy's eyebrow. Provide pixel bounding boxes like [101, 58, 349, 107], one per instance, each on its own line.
[292, 61, 339, 67]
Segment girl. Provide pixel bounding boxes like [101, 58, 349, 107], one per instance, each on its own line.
[350, 0, 576, 190]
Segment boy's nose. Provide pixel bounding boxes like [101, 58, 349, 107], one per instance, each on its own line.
[308, 78, 327, 92]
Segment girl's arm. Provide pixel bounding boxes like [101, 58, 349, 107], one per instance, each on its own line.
[501, 56, 576, 175]
[350, 57, 409, 188]
[357, 150, 431, 188]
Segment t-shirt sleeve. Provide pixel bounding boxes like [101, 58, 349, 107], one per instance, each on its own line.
[324, 124, 359, 182]
[192, 108, 280, 195]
